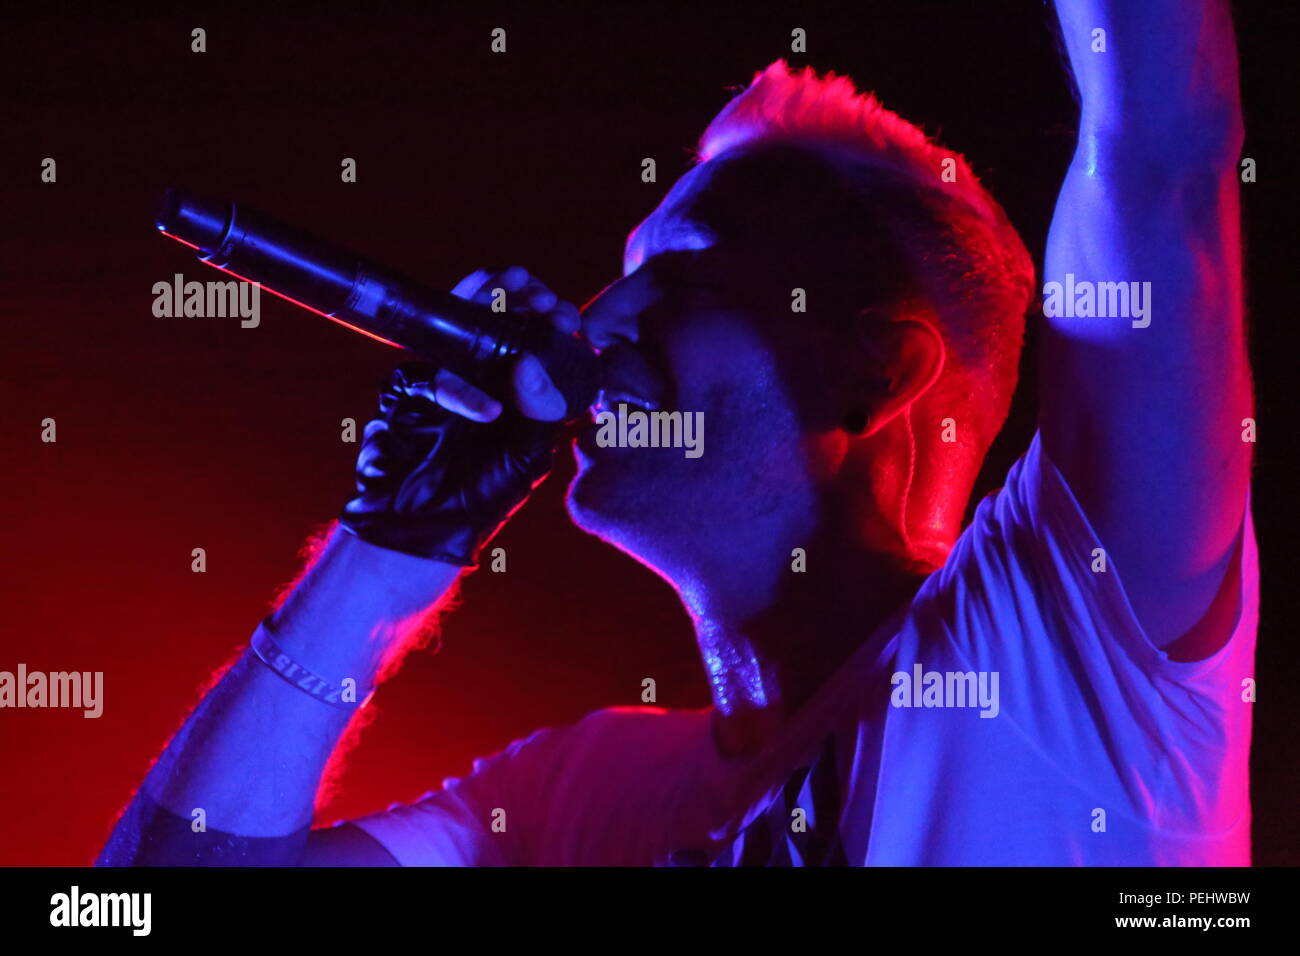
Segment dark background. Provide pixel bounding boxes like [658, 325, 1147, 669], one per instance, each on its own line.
[1, 1, 1294, 865]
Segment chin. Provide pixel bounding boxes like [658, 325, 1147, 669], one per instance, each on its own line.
[565, 443, 673, 566]
[565, 446, 631, 540]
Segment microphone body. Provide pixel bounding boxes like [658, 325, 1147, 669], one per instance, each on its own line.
[155, 188, 600, 420]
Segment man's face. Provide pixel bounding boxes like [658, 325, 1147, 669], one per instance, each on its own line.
[566, 181, 853, 582]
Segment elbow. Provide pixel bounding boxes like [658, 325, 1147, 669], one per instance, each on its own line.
[1077, 108, 1243, 195]
[94, 792, 310, 866]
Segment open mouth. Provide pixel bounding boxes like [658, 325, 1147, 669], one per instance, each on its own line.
[590, 388, 661, 417]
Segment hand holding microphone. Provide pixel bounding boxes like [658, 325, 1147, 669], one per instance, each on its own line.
[340, 267, 581, 566]
[154, 190, 599, 566]
[430, 266, 582, 423]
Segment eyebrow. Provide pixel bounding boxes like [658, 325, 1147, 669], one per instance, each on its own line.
[601, 248, 743, 329]
[651, 249, 765, 310]
[647, 249, 726, 294]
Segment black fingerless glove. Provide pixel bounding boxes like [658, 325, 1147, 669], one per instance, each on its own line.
[338, 364, 562, 566]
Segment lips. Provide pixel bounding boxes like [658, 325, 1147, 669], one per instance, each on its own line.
[592, 388, 660, 415]
[588, 343, 668, 419]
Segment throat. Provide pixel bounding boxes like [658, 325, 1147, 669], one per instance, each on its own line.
[695, 563, 930, 759]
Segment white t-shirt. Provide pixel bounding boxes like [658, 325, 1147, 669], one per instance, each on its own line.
[351, 432, 1258, 865]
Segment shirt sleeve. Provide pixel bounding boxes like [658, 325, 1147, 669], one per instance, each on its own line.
[347, 722, 577, 866]
[344, 706, 715, 866]
[892, 430, 1257, 841]
[1011, 429, 1259, 680]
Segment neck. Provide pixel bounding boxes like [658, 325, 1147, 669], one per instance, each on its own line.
[687, 540, 933, 758]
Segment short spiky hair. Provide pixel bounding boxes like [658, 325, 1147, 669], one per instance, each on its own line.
[631, 60, 1035, 452]
[697, 61, 1001, 223]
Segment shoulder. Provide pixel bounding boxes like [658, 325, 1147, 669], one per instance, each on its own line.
[464, 705, 709, 780]
[571, 705, 712, 751]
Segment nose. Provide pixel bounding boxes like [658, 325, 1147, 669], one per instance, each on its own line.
[580, 293, 640, 351]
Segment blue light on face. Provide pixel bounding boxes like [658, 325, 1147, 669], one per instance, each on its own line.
[623, 163, 720, 276]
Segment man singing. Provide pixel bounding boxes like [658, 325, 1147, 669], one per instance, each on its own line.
[99, 0, 1255, 866]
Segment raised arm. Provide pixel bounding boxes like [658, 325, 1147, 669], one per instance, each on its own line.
[1040, 0, 1251, 657]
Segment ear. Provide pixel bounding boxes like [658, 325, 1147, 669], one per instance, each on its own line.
[849, 307, 946, 437]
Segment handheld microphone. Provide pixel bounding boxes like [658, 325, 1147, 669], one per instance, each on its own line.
[154, 188, 600, 421]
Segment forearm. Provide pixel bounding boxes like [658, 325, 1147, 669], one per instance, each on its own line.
[1040, 0, 1251, 650]
[1055, 0, 1242, 154]
[1046, 0, 1247, 394]
[97, 528, 463, 865]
